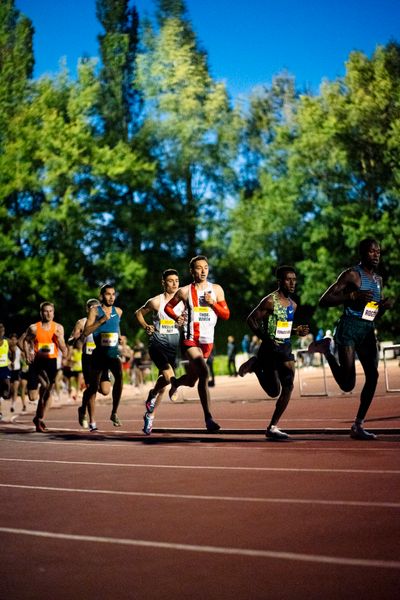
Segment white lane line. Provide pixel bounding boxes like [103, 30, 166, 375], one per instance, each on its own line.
[1, 439, 399, 452]
[1, 527, 399, 569]
[1, 483, 399, 509]
[1, 457, 399, 474]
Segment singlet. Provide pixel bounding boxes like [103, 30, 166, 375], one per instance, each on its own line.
[345, 265, 381, 321]
[0, 339, 10, 368]
[78, 318, 96, 356]
[93, 306, 120, 358]
[184, 283, 218, 344]
[71, 348, 83, 372]
[151, 294, 184, 349]
[266, 292, 295, 345]
[34, 321, 58, 359]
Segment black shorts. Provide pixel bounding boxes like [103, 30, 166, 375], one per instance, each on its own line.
[149, 343, 178, 370]
[82, 354, 110, 386]
[258, 339, 295, 365]
[10, 370, 21, 383]
[28, 358, 58, 389]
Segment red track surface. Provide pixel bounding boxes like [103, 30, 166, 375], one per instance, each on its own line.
[1, 361, 400, 599]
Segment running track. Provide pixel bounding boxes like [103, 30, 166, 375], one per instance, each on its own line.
[1, 362, 399, 599]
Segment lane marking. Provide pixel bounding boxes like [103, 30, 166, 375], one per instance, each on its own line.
[1, 483, 399, 509]
[0, 527, 399, 569]
[1, 439, 399, 452]
[1, 457, 399, 474]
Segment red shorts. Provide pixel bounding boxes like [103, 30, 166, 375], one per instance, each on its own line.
[183, 340, 214, 359]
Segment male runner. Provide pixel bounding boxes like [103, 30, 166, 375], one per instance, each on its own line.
[18, 303, 68, 432]
[239, 266, 309, 440]
[308, 238, 393, 440]
[135, 268, 184, 435]
[68, 298, 112, 429]
[0, 323, 11, 418]
[165, 256, 230, 433]
[82, 284, 123, 431]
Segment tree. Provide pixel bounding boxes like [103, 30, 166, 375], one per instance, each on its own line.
[136, 0, 239, 263]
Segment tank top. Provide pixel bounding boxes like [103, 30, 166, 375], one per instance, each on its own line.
[0, 339, 9, 368]
[266, 292, 295, 345]
[34, 321, 58, 359]
[10, 346, 21, 370]
[345, 265, 381, 321]
[93, 306, 120, 358]
[185, 283, 218, 344]
[151, 294, 184, 349]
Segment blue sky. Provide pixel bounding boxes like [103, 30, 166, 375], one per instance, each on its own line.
[15, 0, 400, 97]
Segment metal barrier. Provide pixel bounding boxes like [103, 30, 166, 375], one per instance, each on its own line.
[383, 344, 400, 392]
[295, 349, 328, 397]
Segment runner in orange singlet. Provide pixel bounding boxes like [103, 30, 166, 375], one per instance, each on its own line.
[18, 302, 67, 432]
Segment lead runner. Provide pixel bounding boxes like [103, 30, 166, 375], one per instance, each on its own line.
[164, 255, 230, 433]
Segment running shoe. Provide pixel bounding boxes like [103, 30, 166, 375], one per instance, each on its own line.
[265, 425, 290, 440]
[145, 389, 157, 413]
[78, 406, 88, 429]
[33, 416, 47, 433]
[143, 412, 154, 435]
[308, 338, 331, 355]
[205, 417, 221, 433]
[89, 422, 98, 432]
[238, 356, 257, 377]
[350, 424, 377, 440]
[110, 413, 122, 427]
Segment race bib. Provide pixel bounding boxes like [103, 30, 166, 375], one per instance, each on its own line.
[38, 342, 55, 354]
[194, 306, 211, 322]
[85, 341, 96, 355]
[159, 319, 177, 335]
[0, 354, 8, 367]
[362, 302, 379, 321]
[275, 321, 293, 340]
[100, 333, 119, 347]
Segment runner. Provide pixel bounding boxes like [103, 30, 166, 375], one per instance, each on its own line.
[238, 266, 309, 440]
[165, 256, 230, 433]
[308, 238, 393, 440]
[0, 323, 11, 419]
[18, 303, 68, 432]
[135, 268, 184, 435]
[82, 284, 123, 431]
[68, 298, 112, 429]
[8, 333, 25, 412]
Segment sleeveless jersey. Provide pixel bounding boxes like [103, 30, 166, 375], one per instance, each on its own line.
[184, 283, 218, 344]
[34, 321, 58, 359]
[10, 346, 21, 370]
[151, 294, 184, 350]
[266, 292, 295, 345]
[0, 339, 10, 368]
[93, 306, 120, 358]
[345, 265, 381, 321]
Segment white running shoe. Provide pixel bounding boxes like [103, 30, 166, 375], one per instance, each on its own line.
[266, 425, 290, 440]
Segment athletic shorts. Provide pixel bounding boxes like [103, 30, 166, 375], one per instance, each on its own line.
[28, 358, 58, 389]
[257, 339, 295, 365]
[182, 340, 214, 360]
[0, 367, 11, 381]
[334, 315, 376, 349]
[10, 370, 21, 383]
[82, 354, 110, 386]
[149, 341, 178, 370]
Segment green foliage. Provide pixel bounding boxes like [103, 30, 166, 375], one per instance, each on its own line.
[0, 0, 399, 344]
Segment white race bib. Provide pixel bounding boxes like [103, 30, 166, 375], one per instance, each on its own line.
[275, 320, 293, 340]
[362, 302, 379, 321]
[85, 341, 96, 355]
[0, 354, 8, 367]
[100, 333, 118, 347]
[194, 306, 211, 322]
[159, 319, 177, 335]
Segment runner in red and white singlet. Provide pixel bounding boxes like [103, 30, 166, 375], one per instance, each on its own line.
[165, 255, 230, 433]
